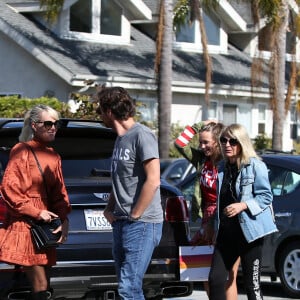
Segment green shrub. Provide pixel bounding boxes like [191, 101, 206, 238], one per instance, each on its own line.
[293, 141, 300, 154]
[254, 133, 272, 151]
[0, 96, 63, 118]
[0, 96, 102, 120]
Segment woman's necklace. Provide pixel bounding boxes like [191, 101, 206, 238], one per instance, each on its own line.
[228, 164, 238, 202]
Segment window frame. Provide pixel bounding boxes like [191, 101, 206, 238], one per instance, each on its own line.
[258, 103, 267, 134]
[173, 11, 227, 54]
[136, 97, 158, 123]
[208, 101, 218, 120]
[62, 0, 131, 45]
[268, 164, 300, 196]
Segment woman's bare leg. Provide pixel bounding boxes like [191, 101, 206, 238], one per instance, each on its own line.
[23, 265, 50, 292]
[225, 257, 240, 300]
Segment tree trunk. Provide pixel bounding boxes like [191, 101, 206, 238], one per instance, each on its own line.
[271, 1, 289, 151]
[158, 0, 173, 158]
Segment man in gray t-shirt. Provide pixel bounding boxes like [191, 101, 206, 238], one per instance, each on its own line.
[112, 122, 163, 223]
[95, 86, 163, 300]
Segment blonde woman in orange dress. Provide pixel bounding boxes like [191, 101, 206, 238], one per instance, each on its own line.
[0, 105, 71, 300]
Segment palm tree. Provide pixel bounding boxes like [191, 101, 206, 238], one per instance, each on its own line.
[155, 0, 173, 158]
[155, 0, 218, 157]
[251, 0, 297, 151]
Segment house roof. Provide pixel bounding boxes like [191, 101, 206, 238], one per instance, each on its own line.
[6, 0, 152, 20]
[0, 0, 267, 93]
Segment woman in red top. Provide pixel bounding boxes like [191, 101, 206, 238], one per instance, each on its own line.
[0, 105, 71, 300]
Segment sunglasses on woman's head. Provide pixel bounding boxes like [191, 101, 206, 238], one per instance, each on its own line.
[35, 120, 60, 130]
[220, 136, 239, 146]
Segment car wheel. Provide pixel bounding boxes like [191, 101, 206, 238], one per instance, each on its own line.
[278, 241, 300, 298]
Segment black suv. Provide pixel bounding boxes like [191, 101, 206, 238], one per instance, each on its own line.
[0, 119, 192, 300]
[177, 154, 300, 298]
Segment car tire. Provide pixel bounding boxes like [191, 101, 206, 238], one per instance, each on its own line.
[278, 241, 300, 298]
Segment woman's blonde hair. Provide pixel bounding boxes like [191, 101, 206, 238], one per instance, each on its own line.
[221, 123, 259, 169]
[19, 104, 59, 142]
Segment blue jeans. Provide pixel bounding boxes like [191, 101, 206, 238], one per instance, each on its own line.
[112, 220, 163, 300]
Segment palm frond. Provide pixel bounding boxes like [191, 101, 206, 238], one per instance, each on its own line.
[39, 0, 64, 23]
[173, 0, 190, 31]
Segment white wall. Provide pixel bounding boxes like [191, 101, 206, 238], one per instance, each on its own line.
[0, 32, 70, 101]
[172, 93, 203, 126]
[170, 91, 295, 152]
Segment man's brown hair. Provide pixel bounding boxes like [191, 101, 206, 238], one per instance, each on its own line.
[95, 86, 136, 120]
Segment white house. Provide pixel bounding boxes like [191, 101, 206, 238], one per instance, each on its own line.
[0, 0, 298, 151]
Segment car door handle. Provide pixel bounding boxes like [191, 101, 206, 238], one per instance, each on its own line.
[275, 212, 291, 217]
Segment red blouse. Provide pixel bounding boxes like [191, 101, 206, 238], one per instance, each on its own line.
[199, 160, 218, 224]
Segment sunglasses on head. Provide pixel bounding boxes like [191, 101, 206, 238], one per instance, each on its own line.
[220, 136, 239, 146]
[36, 120, 60, 130]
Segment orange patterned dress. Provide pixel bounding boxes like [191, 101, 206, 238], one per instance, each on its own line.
[0, 139, 71, 266]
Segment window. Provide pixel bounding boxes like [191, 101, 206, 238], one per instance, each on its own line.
[258, 22, 296, 59]
[203, 13, 220, 46]
[161, 159, 190, 184]
[67, 0, 129, 44]
[70, 0, 92, 33]
[290, 104, 298, 139]
[137, 99, 158, 123]
[176, 21, 195, 43]
[100, 0, 121, 36]
[223, 105, 237, 125]
[258, 104, 266, 134]
[208, 101, 218, 119]
[290, 104, 297, 123]
[174, 10, 225, 53]
[268, 164, 300, 196]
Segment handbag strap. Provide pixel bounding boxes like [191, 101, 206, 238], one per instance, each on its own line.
[27, 144, 49, 197]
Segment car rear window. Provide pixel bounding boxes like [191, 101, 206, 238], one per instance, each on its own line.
[62, 158, 112, 178]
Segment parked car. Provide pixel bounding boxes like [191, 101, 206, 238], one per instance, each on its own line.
[0, 118, 192, 300]
[160, 158, 195, 186]
[177, 154, 300, 298]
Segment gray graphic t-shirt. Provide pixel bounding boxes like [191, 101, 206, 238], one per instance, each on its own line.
[111, 123, 163, 223]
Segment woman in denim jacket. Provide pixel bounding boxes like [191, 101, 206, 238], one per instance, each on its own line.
[208, 124, 278, 300]
[175, 121, 240, 299]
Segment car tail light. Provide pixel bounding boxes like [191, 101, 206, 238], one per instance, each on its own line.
[165, 196, 189, 222]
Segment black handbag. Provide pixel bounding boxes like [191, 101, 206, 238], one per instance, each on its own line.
[27, 145, 62, 250]
[27, 218, 62, 250]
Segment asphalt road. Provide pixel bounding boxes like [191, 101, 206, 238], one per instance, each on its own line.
[166, 277, 295, 300]
[50, 276, 295, 299]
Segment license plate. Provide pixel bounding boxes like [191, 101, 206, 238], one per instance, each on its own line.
[84, 209, 112, 231]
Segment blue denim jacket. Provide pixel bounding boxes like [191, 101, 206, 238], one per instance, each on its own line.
[216, 157, 278, 243]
